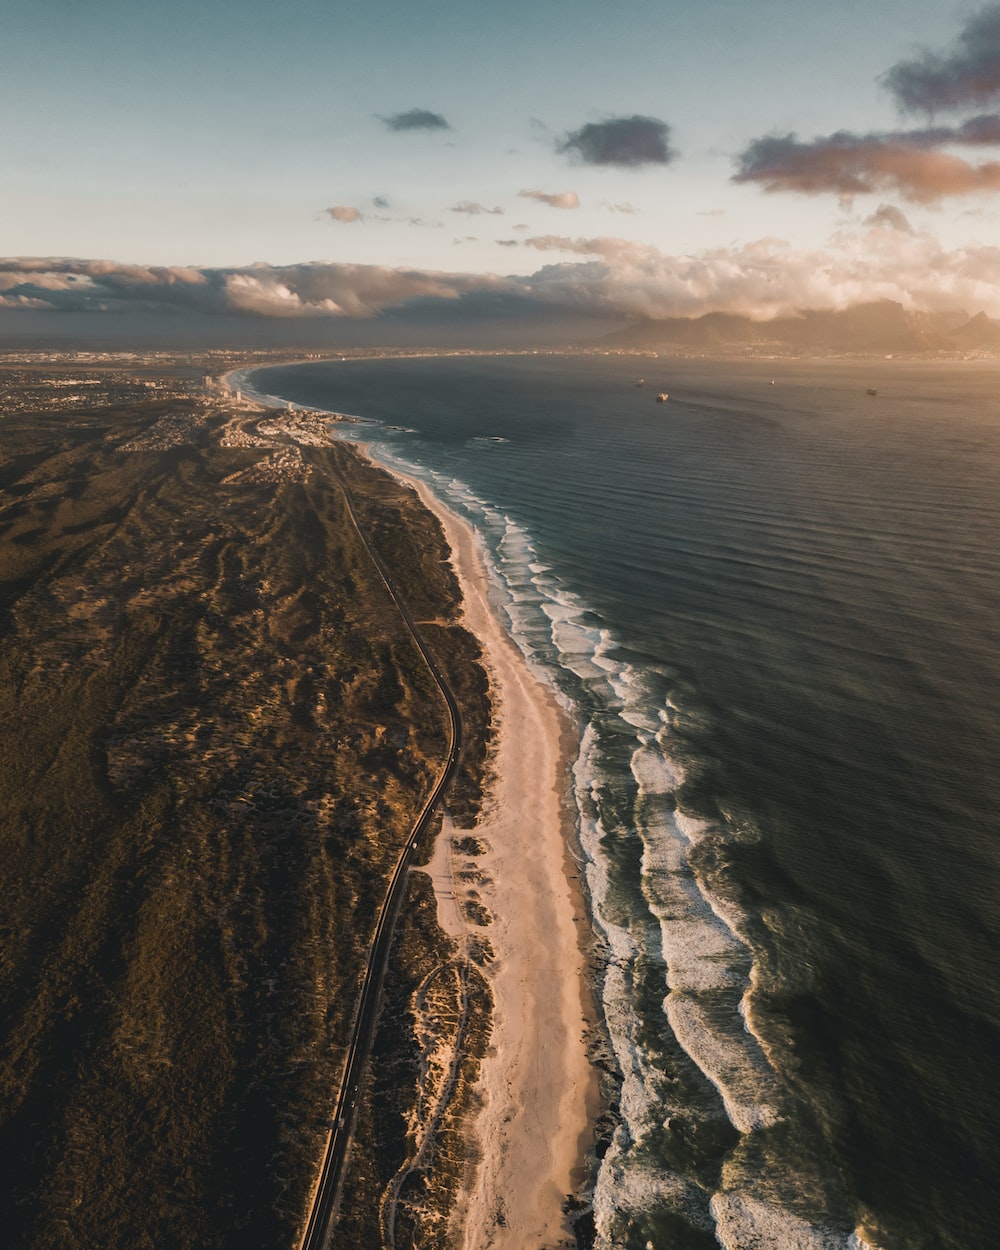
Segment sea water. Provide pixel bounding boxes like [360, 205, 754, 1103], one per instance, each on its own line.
[249, 354, 1000, 1250]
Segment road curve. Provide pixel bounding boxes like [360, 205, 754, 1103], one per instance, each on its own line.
[298, 463, 464, 1250]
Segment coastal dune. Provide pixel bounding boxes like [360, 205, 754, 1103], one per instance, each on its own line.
[405, 472, 596, 1249]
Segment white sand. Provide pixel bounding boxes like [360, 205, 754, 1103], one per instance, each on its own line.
[401, 471, 596, 1249]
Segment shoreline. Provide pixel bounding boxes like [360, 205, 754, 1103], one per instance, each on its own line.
[393, 463, 600, 1248]
[228, 362, 603, 1241]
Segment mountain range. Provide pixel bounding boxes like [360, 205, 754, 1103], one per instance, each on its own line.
[601, 301, 1000, 356]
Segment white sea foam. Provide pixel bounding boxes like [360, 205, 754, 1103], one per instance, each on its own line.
[594, 1154, 712, 1245]
[626, 727, 796, 1188]
[639, 836, 747, 994]
[712, 1193, 851, 1250]
[573, 733, 685, 1157]
[667, 995, 782, 1133]
[631, 739, 685, 794]
[847, 1233, 885, 1250]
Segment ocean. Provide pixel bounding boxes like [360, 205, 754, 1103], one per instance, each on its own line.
[249, 354, 1000, 1250]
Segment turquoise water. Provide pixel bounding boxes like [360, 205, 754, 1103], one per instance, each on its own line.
[253, 355, 1000, 1250]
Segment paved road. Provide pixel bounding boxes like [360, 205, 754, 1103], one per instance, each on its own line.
[299, 467, 464, 1250]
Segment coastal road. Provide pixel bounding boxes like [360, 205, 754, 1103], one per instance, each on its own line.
[298, 463, 464, 1250]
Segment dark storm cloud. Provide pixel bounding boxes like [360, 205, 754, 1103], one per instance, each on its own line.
[733, 121, 1000, 202]
[378, 108, 450, 132]
[883, 4, 1000, 113]
[557, 115, 675, 167]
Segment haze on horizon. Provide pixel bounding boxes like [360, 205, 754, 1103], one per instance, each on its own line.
[5, 0, 1000, 330]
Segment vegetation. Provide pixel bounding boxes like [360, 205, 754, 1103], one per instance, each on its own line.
[0, 383, 492, 1249]
[336, 870, 493, 1250]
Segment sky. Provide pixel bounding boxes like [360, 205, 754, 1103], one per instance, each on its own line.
[5, 0, 1000, 324]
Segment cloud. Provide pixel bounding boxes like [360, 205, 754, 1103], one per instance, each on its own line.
[950, 112, 1000, 144]
[508, 227, 1000, 320]
[733, 127, 1000, 202]
[378, 108, 450, 132]
[738, 8, 1000, 203]
[557, 115, 675, 167]
[522, 235, 579, 253]
[329, 202, 446, 228]
[518, 189, 580, 209]
[0, 294, 51, 309]
[450, 201, 504, 215]
[864, 204, 913, 232]
[521, 235, 656, 262]
[0, 258, 508, 318]
[0, 260, 213, 313]
[883, 4, 1000, 114]
[8, 226, 1000, 323]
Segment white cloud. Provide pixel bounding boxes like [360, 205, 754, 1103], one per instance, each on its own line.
[327, 205, 364, 223]
[515, 224, 1000, 319]
[4, 227, 1000, 322]
[518, 189, 581, 209]
[0, 258, 510, 318]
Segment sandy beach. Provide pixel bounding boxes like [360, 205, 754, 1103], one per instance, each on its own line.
[400, 471, 598, 1249]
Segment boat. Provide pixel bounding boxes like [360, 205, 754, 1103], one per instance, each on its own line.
[635, 378, 645, 387]
[656, 392, 669, 403]
[866, 387, 878, 396]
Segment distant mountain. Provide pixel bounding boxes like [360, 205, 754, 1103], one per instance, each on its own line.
[601, 301, 1000, 355]
[946, 310, 1000, 349]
